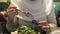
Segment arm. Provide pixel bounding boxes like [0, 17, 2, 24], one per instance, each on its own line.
[47, 8, 57, 28]
[47, 10, 57, 28]
[6, 5, 18, 31]
[46, 1, 57, 28]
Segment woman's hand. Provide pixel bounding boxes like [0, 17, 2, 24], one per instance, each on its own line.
[7, 7, 18, 22]
[38, 21, 50, 32]
[41, 25, 50, 32]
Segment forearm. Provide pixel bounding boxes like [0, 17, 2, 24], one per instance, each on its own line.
[46, 1, 57, 28]
[8, 17, 14, 23]
[6, 16, 17, 31]
[47, 13, 57, 28]
[47, 7, 57, 29]
[47, 11, 57, 28]
[47, 14, 57, 28]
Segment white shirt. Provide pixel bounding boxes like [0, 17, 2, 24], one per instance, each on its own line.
[11, 0, 57, 29]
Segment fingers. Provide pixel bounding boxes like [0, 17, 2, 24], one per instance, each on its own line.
[41, 25, 50, 32]
[42, 28, 50, 32]
[42, 25, 50, 29]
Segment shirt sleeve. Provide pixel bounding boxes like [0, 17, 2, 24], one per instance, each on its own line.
[46, 0, 57, 29]
[47, 8, 57, 28]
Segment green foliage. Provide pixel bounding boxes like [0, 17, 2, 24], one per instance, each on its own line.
[54, 2, 60, 15]
[16, 25, 37, 34]
[0, 2, 10, 11]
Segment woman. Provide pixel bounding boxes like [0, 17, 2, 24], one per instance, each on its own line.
[9, 0, 57, 34]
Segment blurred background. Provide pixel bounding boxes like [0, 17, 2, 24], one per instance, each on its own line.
[0, 0, 10, 11]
